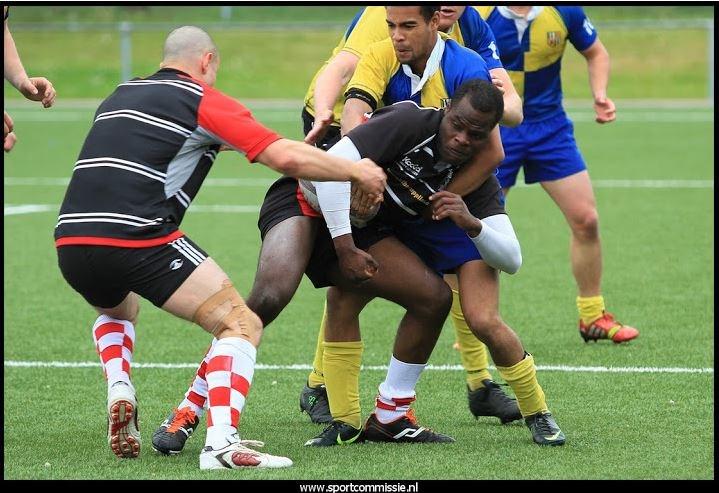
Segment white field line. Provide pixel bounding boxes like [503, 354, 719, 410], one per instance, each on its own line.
[5, 176, 713, 217]
[4, 203, 261, 216]
[3, 360, 713, 374]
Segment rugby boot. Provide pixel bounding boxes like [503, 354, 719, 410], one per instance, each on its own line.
[152, 407, 200, 455]
[304, 420, 364, 447]
[579, 311, 639, 343]
[199, 434, 292, 469]
[363, 409, 454, 443]
[107, 381, 141, 458]
[525, 411, 566, 446]
[299, 382, 332, 424]
[467, 380, 523, 424]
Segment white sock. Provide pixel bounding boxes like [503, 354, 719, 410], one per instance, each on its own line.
[374, 355, 425, 423]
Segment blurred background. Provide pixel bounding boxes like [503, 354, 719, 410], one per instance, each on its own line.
[3, 5, 715, 102]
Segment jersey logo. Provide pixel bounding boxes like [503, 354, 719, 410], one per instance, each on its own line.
[169, 258, 184, 270]
[546, 31, 561, 47]
[583, 18, 595, 35]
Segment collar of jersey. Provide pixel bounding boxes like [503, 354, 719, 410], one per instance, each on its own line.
[497, 6, 544, 22]
[402, 33, 445, 98]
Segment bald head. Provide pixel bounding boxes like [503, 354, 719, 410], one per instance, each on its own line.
[160, 26, 220, 85]
[162, 26, 217, 64]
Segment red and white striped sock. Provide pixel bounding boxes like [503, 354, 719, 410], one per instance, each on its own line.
[374, 356, 425, 423]
[204, 337, 256, 449]
[177, 338, 218, 416]
[92, 315, 135, 391]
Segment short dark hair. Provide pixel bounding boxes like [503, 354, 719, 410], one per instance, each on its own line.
[419, 6, 440, 23]
[385, 6, 440, 24]
[451, 78, 504, 127]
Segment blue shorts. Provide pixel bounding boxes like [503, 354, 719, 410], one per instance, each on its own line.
[396, 218, 481, 274]
[354, 214, 481, 275]
[496, 113, 586, 189]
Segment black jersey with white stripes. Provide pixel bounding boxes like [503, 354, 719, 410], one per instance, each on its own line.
[346, 101, 457, 217]
[55, 68, 281, 247]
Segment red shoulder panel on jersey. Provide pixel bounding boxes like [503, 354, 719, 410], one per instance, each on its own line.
[197, 85, 282, 162]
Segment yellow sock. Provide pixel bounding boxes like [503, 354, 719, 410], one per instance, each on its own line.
[451, 288, 491, 390]
[307, 302, 328, 388]
[577, 295, 605, 325]
[322, 340, 364, 429]
[496, 353, 548, 417]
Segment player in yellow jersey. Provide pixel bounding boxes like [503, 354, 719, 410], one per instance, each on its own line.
[304, 6, 522, 148]
[479, 5, 639, 344]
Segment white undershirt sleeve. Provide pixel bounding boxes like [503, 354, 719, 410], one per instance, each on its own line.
[470, 213, 523, 274]
[313, 137, 362, 238]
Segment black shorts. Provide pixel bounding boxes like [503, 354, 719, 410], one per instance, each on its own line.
[252, 110, 345, 288]
[464, 173, 507, 219]
[57, 235, 208, 308]
[301, 107, 342, 151]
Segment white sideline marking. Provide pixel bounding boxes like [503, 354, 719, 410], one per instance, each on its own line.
[5, 203, 260, 216]
[3, 360, 713, 374]
[4, 177, 276, 187]
[4, 204, 56, 216]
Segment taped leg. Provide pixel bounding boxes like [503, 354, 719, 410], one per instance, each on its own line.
[193, 279, 264, 347]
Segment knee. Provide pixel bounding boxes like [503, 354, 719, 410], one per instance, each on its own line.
[570, 208, 600, 241]
[326, 286, 363, 314]
[467, 312, 505, 344]
[194, 280, 264, 347]
[246, 286, 293, 326]
[415, 281, 452, 322]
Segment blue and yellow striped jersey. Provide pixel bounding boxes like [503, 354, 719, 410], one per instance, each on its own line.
[478, 6, 597, 121]
[304, 6, 502, 123]
[346, 34, 491, 110]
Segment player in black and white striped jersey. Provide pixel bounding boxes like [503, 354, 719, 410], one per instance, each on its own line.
[54, 25, 386, 469]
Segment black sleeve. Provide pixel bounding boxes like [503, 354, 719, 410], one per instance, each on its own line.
[345, 101, 441, 166]
[4, 7, 9, 21]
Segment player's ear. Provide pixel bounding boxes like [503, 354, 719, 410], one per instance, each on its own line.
[200, 51, 214, 74]
[430, 10, 440, 29]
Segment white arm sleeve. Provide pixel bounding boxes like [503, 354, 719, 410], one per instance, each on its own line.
[470, 214, 523, 274]
[313, 137, 362, 238]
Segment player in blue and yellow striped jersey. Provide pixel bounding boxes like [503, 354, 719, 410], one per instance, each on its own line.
[478, 5, 639, 344]
[303, 6, 522, 148]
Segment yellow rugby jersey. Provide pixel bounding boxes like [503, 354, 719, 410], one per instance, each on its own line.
[345, 34, 491, 111]
[303, 7, 388, 125]
[304, 7, 503, 125]
[477, 6, 597, 121]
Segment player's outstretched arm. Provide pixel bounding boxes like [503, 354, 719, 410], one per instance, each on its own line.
[256, 139, 385, 195]
[305, 51, 361, 145]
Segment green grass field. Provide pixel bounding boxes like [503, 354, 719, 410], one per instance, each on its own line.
[3, 101, 714, 479]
